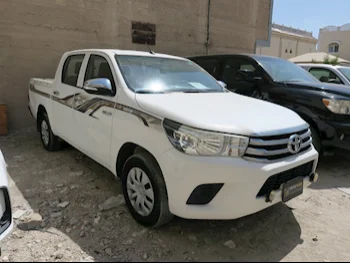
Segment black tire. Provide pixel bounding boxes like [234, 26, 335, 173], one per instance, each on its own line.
[121, 151, 173, 228]
[39, 112, 62, 151]
[310, 125, 322, 154]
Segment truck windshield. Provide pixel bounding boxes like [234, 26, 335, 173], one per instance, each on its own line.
[115, 55, 225, 94]
[338, 67, 350, 82]
[255, 56, 320, 84]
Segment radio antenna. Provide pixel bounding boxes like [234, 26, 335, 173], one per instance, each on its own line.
[146, 42, 155, 55]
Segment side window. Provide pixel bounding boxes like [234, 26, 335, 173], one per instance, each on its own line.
[222, 59, 261, 84]
[193, 58, 220, 78]
[61, 55, 85, 87]
[309, 68, 342, 83]
[84, 55, 116, 92]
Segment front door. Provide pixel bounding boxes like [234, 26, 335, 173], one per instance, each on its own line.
[309, 67, 344, 85]
[52, 54, 85, 142]
[221, 58, 266, 99]
[72, 53, 117, 168]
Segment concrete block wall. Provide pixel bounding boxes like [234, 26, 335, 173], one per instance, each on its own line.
[0, 0, 271, 130]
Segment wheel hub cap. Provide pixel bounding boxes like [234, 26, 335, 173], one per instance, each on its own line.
[126, 167, 155, 217]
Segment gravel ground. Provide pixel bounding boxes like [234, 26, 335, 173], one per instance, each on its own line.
[0, 127, 350, 262]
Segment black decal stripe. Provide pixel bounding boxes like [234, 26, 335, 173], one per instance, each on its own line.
[30, 85, 161, 126]
[76, 98, 102, 113]
[89, 101, 115, 117]
[115, 103, 162, 123]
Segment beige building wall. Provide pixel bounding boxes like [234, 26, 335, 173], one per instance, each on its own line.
[256, 24, 317, 59]
[318, 24, 350, 61]
[0, 0, 272, 131]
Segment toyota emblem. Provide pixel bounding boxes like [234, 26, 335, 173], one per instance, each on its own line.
[288, 134, 302, 154]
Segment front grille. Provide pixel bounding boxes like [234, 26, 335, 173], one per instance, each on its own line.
[257, 161, 314, 197]
[244, 128, 312, 162]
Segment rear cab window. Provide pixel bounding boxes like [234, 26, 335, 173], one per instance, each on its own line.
[61, 54, 85, 87]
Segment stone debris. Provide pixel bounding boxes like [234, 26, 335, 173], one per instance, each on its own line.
[223, 240, 236, 249]
[45, 189, 53, 194]
[69, 171, 84, 177]
[50, 212, 62, 218]
[57, 201, 70, 208]
[13, 209, 28, 220]
[99, 195, 125, 211]
[188, 235, 197, 242]
[105, 248, 113, 256]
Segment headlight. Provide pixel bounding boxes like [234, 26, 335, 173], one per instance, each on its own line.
[322, 98, 350, 115]
[163, 119, 249, 157]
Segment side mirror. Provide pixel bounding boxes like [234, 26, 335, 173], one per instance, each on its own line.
[217, 80, 227, 89]
[83, 78, 112, 95]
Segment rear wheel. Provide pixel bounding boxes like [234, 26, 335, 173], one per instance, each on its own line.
[121, 151, 173, 228]
[39, 112, 62, 151]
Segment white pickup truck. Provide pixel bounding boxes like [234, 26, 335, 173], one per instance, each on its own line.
[0, 150, 13, 240]
[28, 49, 319, 228]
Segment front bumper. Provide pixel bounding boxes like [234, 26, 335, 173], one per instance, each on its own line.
[158, 146, 319, 220]
[320, 121, 350, 151]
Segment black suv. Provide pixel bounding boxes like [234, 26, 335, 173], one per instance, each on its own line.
[188, 54, 350, 154]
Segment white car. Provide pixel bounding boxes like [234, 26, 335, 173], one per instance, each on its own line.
[28, 49, 319, 227]
[0, 150, 13, 240]
[298, 63, 350, 86]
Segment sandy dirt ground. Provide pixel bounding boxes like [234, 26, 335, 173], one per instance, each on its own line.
[0, 127, 349, 262]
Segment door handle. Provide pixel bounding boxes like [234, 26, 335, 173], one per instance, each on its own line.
[53, 91, 59, 96]
[102, 110, 112, 116]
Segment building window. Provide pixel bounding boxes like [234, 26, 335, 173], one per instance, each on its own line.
[328, 43, 339, 53]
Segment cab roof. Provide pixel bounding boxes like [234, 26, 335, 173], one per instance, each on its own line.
[66, 49, 187, 61]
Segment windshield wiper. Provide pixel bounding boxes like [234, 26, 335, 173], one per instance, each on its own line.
[136, 89, 220, 94]
[178, 90, 204, 93]
[135, 90, 165, 94]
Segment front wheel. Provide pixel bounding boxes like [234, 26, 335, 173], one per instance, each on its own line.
[310, 125, 322, 154]
[39, 113, 62, 151]
[121, 152, 173, 228]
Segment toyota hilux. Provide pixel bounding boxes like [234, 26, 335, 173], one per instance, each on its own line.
[28, 49, 319, 227]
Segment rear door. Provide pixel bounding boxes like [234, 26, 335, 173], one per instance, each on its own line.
[52, 53, 85, 142]
[72, 52, 117, 167]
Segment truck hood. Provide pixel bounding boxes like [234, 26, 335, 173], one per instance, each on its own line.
[135, 92, 308, 136]
[283, 81, 350, 97]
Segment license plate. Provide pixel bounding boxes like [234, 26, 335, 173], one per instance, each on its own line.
[282, 177, 304, 202]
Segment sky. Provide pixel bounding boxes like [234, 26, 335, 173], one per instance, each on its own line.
[272, 0, 350, 38]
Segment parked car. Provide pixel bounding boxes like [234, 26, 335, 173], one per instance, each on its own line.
[297, 63, 350, 86]
[28, 49, 319, 227]
[188, 54, 350, 154]
[0, 150, 13, 241]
